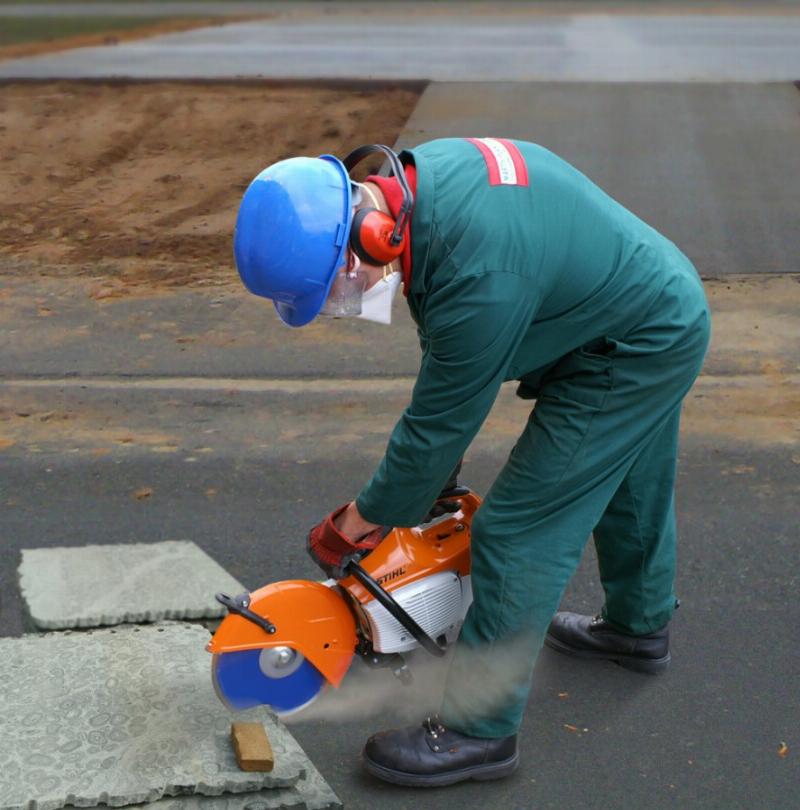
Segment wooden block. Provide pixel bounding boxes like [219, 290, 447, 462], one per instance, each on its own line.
[231, 721, 274, 772]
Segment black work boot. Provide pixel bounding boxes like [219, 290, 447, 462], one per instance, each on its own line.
[545, 612, 670, 674]
[363, 715, 519, 787]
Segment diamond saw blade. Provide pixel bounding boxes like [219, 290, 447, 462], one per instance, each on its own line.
[211, 647, 326, 716]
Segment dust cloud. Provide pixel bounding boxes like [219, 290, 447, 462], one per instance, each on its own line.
[288, 635, 538, 728]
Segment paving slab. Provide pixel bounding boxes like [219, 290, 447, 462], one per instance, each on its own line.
[0, 624, 304, 810]
[18, 540, 245, 630]
[144, 746, 341, 810]
[395, 82, 800, 276]
[2, 11, 799, 81]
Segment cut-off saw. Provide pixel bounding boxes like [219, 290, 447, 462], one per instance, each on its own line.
[207, 488, 479, 715]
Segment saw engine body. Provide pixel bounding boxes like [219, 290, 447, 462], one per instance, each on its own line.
[207, 491, 480, 715]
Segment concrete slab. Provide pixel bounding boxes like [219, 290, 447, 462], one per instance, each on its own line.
[395, 82, 800, 275]
[144, 745, 341, 810]
[2, 11, 799, 81]
[0, 624, 304, 810]
[18, 540, 245, 630]
[145, 758, 341, 809]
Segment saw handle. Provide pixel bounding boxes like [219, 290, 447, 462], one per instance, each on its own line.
[215, 592, 277, 635]
[346, 562, 446, 658]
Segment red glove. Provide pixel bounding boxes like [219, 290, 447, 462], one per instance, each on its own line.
[307, 504, 384, 579]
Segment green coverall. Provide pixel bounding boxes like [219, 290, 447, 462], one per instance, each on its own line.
[354, 138, 711, 739]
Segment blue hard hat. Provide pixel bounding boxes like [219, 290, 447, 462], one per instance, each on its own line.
[233, 155, 352, 327]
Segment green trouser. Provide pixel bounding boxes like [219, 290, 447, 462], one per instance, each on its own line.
[440, 270, 711, 739]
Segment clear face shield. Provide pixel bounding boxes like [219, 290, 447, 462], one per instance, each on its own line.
[319, 182, 402, 323]
[319, 251, 368, 318]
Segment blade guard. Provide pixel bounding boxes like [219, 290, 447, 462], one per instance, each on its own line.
[207, 579, 356, 688]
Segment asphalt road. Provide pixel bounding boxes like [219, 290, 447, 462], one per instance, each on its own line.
[0, 267, 798, 808]
[2, 273, 798, 380]
[396, 83, 800, 276]
[1, 425, 797, 809]
[1, 271, 797, 808]
[2, 7, 800, 80]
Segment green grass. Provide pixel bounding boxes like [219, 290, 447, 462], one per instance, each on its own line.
[0, 16, 195, 47]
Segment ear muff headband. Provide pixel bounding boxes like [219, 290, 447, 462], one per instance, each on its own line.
[342, 144, 414, 266]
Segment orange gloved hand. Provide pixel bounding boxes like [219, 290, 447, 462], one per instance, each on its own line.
[307, 504, 384, 579]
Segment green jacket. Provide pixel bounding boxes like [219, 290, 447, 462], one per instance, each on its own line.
[355, 138, 698, 527]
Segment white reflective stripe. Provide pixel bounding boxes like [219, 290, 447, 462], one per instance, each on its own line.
[478, 137, 518, 185]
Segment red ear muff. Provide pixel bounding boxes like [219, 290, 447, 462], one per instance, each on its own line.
[350, 207, 406, 266]
[342, 144, 414, 266]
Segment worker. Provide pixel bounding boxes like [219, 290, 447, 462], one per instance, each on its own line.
[233, 140, 711, 787]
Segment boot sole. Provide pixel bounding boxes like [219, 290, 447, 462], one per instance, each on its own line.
[363, 750, 519, 787]
[544, 633, 670, 675]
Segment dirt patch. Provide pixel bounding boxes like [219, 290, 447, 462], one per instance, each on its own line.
[0, 17, 265, 63]
[702, 274, 800, 376]
[1, 372, 798, 462]
[0, 81, 420, 293]
[681, 374, 800, 448]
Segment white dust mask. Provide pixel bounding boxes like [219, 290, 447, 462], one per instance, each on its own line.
[356, 269, 402, 325]
[351, 180, 403, 325]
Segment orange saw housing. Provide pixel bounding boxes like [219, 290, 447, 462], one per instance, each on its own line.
[339, 491, 478, 606]
[207, 491, 480, 689]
